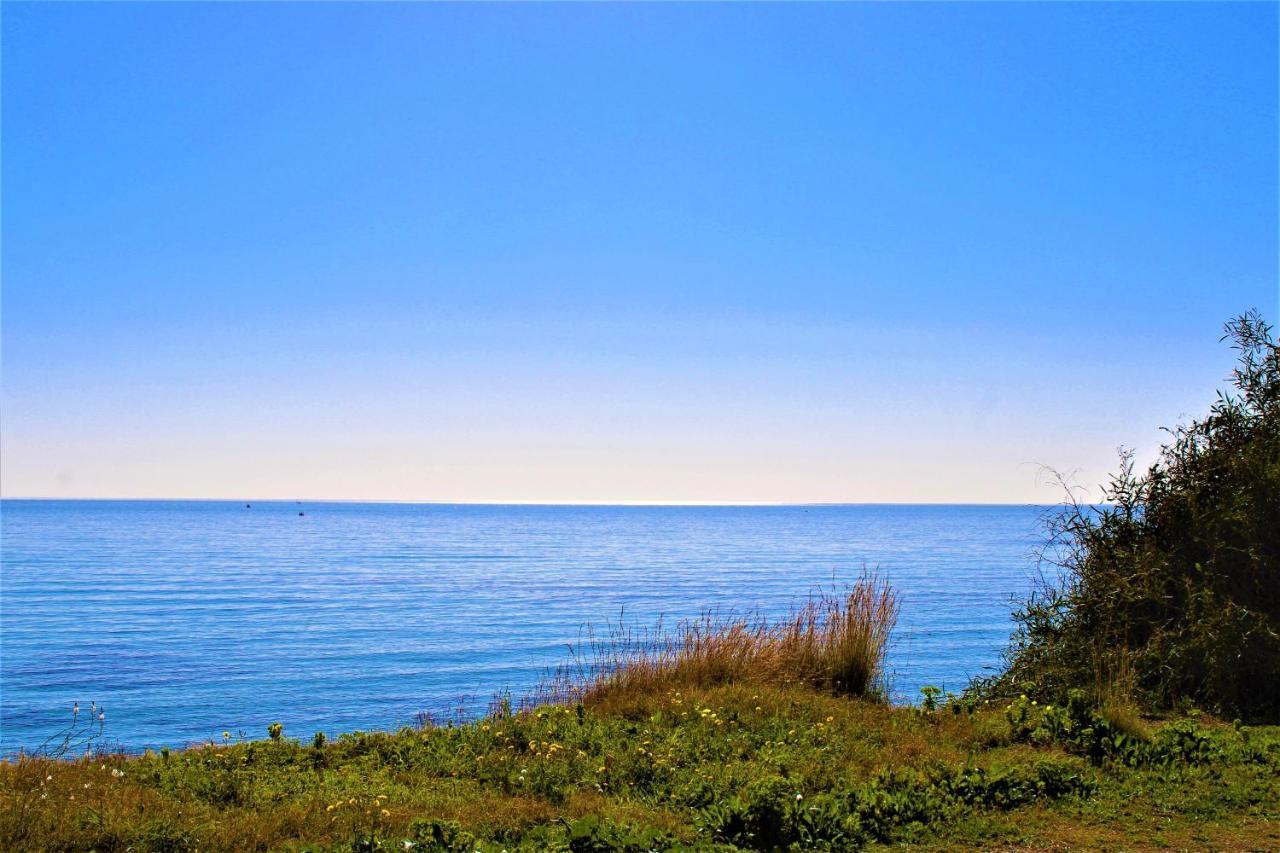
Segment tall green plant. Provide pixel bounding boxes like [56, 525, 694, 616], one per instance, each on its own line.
[986, 311, 1280, 721]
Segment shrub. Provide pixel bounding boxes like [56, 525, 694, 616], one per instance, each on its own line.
[407, 818, 477, 852]
[985, 312, 1280, 722]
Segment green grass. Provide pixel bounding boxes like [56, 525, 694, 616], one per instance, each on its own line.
[3, 684, 1277, 851]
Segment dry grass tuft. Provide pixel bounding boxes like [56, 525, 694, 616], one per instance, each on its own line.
[1094, 649, 1150, 741]
[539, 577, 898, 707]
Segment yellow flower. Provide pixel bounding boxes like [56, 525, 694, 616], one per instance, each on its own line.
[381, 809, 391, 818]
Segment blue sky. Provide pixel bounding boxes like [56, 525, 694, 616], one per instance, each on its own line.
[2, 2, 1276, 503]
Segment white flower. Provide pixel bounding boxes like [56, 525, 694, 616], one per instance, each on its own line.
[111, 768, 124, 778]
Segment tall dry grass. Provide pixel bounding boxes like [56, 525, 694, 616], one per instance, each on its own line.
[538, 578, 898, 707]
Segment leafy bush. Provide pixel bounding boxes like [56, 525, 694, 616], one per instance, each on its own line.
[999, 688, 1276, 770]
[988, 312, 1280, 721]
[695, 759, 1094, 849]
[406, 818, 477, 852]
[559, 815, 678, 852]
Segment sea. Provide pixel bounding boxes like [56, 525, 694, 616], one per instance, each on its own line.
[0, 500, 1055, 753]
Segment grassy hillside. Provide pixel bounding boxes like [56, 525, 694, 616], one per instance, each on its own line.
[2, 685, 1278, 851]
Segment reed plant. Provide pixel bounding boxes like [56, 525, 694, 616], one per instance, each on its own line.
[539, 577, 898, 708]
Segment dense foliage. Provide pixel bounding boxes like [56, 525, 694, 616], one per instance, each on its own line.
[3, 685, 1277, 851]
[990, 311, 1280, 721]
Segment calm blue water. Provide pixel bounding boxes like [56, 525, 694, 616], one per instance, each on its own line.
[0, 500, 1050, 753]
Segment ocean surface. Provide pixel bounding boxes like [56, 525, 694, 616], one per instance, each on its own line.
[0, 500, 1053, 753]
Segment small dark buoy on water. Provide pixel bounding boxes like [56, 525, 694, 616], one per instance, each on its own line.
[245, 504, 251, 509]
[298, 511, 305, 516]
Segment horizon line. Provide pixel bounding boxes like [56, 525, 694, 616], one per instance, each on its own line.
[0, 496, 1065, 507]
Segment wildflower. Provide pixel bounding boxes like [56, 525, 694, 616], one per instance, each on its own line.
[326, 804, 335, 812]
[111, 768, 124, 778]
[381, 809, 391, 817]
[222, 731, 231, 741]
[796, 793, 803, 801]
[755, 706, 763, 712]
[826, 716, 834, 722]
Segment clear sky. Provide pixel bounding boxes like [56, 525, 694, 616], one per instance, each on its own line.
[2, 2, 1277, 504]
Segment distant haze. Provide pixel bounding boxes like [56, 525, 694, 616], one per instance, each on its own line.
[2, 3, 1276, 504]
